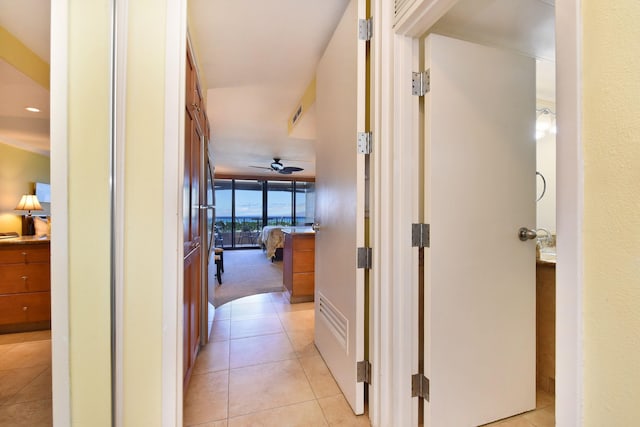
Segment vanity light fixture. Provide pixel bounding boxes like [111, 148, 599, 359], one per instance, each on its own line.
[536, 107, 556, 140]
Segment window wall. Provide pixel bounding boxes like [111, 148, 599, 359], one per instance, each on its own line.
[267, 181, 293, 226]
[215, 178, 315, 249]
[234, 180, 263, 247]
[295, 182, 315, 225]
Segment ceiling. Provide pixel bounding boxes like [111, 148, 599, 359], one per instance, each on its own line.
[189, 0, 349, 179]
[0, 0, 50, 156]
[1, 0, 556, 168]
[431, 0, 556, 102]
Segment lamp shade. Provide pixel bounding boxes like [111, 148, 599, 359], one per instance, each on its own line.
[15, 194, 43, 212]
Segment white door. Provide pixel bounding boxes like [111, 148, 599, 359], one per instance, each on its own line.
[422, 34, 536, 426]
[314, 0, 367, 415]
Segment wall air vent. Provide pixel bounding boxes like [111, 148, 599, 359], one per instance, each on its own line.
[291, 104, 303, 126]
[318, 292, 349, 352]
[395, 0, 415, 21]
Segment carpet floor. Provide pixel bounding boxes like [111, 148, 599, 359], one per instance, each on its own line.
[209, 249, 285, 307]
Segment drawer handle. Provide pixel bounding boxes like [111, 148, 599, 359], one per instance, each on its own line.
[21, 252, 27, 257]
[23, 306, 28, 311]
[21, 276, 28, 281]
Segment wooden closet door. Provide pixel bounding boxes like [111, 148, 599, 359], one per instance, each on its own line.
[183, 43, 204, 388]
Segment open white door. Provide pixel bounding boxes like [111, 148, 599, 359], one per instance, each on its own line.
[314, 0, 367, 415]
[422, 34, 536, 426]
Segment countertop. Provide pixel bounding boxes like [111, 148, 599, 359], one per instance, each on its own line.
[537, 251, 556, 266]
[281, 227, 315, 235]
[0, 235, 50, 246]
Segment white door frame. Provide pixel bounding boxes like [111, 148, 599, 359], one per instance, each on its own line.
[50, 1, 71, 424]
[52, 0, 583, 425]
[378, 0, 584, 425]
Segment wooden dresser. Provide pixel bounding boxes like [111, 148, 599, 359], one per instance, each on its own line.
[282, 231, 315, 303]
[0, 237, 51, 333]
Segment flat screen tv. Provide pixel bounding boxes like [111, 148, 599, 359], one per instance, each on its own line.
[35, 182, 51, 203]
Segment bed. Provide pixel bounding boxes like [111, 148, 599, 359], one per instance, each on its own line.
[258, 226, 313, 259]
[257, 226, 285, 259]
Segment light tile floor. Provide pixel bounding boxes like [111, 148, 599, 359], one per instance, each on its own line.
[186, 291, 555, 427]
[184, 292, 371, 427]
[0, 330, 52, 426]
[483, 388, 555, 426]
[0, 294, 554, 427]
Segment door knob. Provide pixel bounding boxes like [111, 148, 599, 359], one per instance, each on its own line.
[518, 227, 537, 241]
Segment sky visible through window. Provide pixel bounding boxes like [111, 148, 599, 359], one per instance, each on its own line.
[216, 188, 293, 218]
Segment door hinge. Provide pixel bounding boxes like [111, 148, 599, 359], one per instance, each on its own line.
[357, 132, 373, 154]
[358, 18, 373, 41]
[357, 360, 372, 384]
[411, 373, 430, 401]
[412, 69, 430, 96]
[357, 247, 373, 269]
[411, 223, 430, 248]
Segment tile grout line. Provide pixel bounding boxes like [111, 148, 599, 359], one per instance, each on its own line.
[3, 365, 50, 406]
[273, 297, 334, 425]
[189, 292, 338, 426]
[225, 396, 326, 425]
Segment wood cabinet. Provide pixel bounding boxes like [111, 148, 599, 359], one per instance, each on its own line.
[283, 232, 315, 303]
[536, 260, 556, 394]
[0, 239, 50, 332]
[183, 41, 206, 390]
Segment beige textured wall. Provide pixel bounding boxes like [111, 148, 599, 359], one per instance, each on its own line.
[0, 143, 50, 234]
[583, 1, 640, 424]
[67, 0, 112, 424]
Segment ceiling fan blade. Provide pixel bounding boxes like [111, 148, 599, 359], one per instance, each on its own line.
[280, 166, 304, 173]
[249, 166, 274, 171]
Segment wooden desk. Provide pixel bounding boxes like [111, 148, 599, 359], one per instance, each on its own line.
[0, 237, 51, 332]
[282, 231, 315, 303]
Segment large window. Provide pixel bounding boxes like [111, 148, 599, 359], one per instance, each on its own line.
[234, 180, 263, 247]
[214, 180, 233, 248]
[295, 182, 315, 225]
[214, 179, 315, 249]
[267, 181, 293, 226]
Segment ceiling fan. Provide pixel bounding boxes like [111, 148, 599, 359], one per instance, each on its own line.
[250, 158, 304, 175]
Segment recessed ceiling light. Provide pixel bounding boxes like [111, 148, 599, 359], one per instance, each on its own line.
[25, 107, 40, 113]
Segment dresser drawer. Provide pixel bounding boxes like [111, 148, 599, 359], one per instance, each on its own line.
[0, 263, 50, 294]
[0, 292, 51, 325]
[293, 235, 315, 251]
[0, 245, 50, 264]
[292, 272, 315, 296]
[292, 250, 315, 272]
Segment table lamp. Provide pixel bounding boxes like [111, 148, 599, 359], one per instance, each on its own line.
[15, 194, 43, 236]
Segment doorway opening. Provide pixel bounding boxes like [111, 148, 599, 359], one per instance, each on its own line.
[0, 2, 53, 423]
[407, 0, 558, 425]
